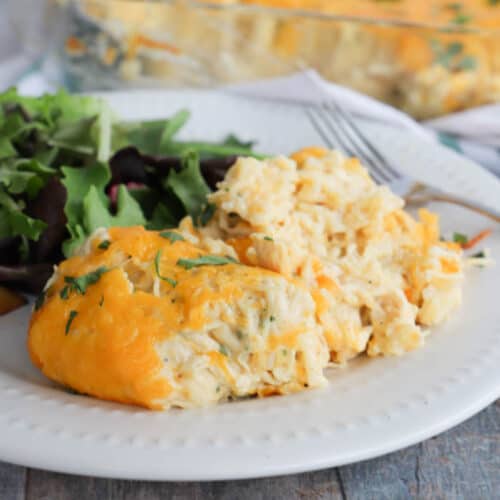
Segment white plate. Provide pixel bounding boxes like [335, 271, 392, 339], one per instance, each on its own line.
[1, 90, 499, 481]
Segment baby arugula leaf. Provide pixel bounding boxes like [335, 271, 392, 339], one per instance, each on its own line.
[125, 109, 191, 156]
[64, 224, 87, 258]
[158, 109, 190, 152]
[47, 116, 97, 155]
[0, 137, 16, 159]
[62, 163, 111, 227]
[196, 203, 216, 227]
[147, 203, 178, 230]
[162, 141, 264, 159]
[0, 88, 112, 127]
[165, 150, 211, 224]
[61, 163, 111, 256]
[83, 184, 146, 234]
[125, 120, 166, 156]
[0, 188, 46, 241]
[13, 158, 56, 176]
[0, 164, 45, 198]
[222, 134, 255, 150]
[7, 210, 47, 241]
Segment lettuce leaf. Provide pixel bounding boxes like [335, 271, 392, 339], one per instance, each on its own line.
[61, 164, 111, 227]
[165, 150, 211, 223]
[0, 87, 260, 292]
[61, 163, 146, 256]
[61, 164, 111, 256]
[83, 184, 146, 233]
[0, 188, 46, 241]
[0, 88, 111, 126]
[0, 137, 16, 159]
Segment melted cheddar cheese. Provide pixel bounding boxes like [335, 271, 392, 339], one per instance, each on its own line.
[28, 226, 328, 409]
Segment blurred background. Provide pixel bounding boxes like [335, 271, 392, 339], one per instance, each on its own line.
[3, 0, 500, 117]
[1, 0, 500, 173]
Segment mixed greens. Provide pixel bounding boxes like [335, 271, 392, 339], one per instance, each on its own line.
[0, 88, 259, 292]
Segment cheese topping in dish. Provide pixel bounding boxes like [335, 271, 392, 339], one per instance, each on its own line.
[28, 148, 464, 409]
[74, 0, 500, 118]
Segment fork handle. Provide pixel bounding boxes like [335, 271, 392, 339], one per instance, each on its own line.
[389, 178, 500, 223]
[406, 192, 500, 223]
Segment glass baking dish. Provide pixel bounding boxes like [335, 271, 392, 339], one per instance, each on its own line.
[54, 0, 500, 119]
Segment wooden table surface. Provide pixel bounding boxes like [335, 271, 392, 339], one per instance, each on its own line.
[0, 400, 497, 500]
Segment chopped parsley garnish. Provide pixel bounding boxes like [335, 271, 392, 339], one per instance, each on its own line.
[34, 291, 46, 311]
[98, 240, 110, 250]
[453, 232, 468, 245]
[177, 255, 238, 270]
[159, 231, 184, 243]
[452, 13, 471, 24]
[236, 330, 244, 340]
[431, 40, 460, 67]
[457, 56, 477, 71]
[445, 41, 463, 56]
[431, 40, 477, 72]
[258, 309, 269, 329]
[444, 2, 471, 24]
[162, 277, 177, 287]
[264, 236, 274, 241]
[270, 315, 276, 322]
[219, 344, 229, 356]
[471, 250, 485, 258]
[65, 310, 78, 335]
[61, 266, 109, 298]
[154, 250, 177, 287]
[99, 295, 104, 307]
[282, 348, 288, 356]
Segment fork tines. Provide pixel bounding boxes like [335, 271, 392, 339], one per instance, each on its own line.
[306, 102, 401, 185]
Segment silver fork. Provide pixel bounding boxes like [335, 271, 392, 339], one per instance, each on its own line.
[306, 102, 500, 223]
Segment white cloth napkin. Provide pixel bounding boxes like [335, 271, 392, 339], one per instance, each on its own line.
[227, 70, 500, 176]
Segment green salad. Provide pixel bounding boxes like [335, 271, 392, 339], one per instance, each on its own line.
[0, 88, 260, 292]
